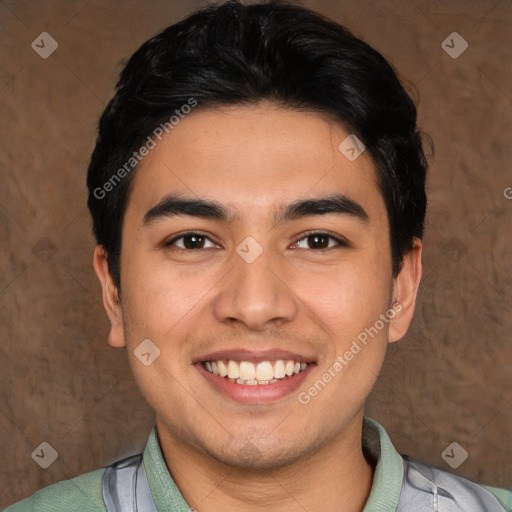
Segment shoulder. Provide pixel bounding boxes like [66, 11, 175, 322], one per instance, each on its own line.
[3, 468, 107, 512]
[482, 484, 512, 510]
[401, 455, 512, 511]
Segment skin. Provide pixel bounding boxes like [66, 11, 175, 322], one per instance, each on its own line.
[94, 102, 422, 511]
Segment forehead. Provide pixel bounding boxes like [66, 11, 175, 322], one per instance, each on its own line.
[125, 103, 384, 224]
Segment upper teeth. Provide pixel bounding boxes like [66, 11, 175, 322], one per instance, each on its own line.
[204, 359, 308, 384]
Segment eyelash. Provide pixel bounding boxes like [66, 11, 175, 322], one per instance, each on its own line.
[163, 231, 348, 250]
[293, 231, 348, 250]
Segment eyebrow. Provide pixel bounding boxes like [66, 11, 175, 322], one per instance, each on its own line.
[141, 194, 233, 228]
[274, 194, 368, 225]
[141, 193, 369, 228]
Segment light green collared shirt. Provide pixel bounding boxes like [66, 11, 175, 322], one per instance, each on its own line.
[4, 417, 512, 511]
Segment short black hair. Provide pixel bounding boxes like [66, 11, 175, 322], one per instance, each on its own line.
[87, 0, 431, 295]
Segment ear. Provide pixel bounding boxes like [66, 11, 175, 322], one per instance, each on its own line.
[388, 238, 423, 343]
[93, 245, 126, 348]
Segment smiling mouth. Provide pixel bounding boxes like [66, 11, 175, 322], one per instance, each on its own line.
[202, 359, 310, 385]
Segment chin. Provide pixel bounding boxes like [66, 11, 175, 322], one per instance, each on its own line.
[206, 436, 317, 472]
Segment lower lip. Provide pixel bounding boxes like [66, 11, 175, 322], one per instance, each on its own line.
[196, 363, 315, 404]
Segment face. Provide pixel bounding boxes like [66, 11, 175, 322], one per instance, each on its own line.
[95, 102, 421, 470]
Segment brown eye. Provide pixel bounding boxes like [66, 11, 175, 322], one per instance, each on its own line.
[182, 234, 206, 249]
[165, 232, 218, 250]
[294, 232, 346, 250]
[307, 234, 329, 249]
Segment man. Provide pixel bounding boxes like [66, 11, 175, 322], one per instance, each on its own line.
[5, 1, 511, 511]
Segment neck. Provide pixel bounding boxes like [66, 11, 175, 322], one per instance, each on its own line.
[157, 413, 375, 512]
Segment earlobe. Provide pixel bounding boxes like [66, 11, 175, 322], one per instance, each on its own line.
[388, 239, 423, 343]
[92, 245, 126, 348]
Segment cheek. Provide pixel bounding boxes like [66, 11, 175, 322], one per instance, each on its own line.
[122, 252, 218, 338]
[120, 259, 208, 412]
[289, 261, 391, 336]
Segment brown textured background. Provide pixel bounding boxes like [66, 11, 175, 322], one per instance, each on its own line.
[1, 0, 511, 507]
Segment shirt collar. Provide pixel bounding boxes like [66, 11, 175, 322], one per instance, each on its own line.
[143, 416, 404, 512]
[143, 426, 191, 512]
[361, 416, 404, 511]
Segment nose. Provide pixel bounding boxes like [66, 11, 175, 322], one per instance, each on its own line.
[212, 245, 299, 332]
